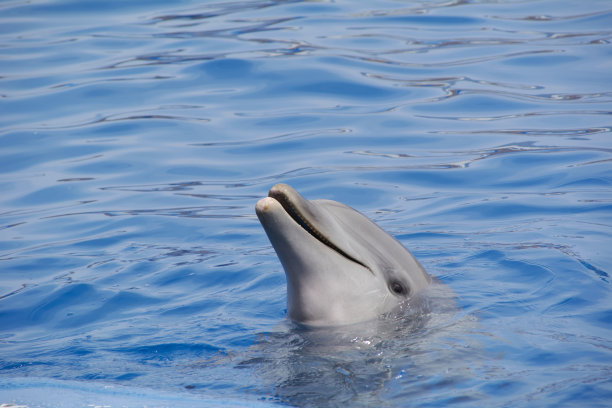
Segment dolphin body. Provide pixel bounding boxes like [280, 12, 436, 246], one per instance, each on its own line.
[256, 184, 431, 326]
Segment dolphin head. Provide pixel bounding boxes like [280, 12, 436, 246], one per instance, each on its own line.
[256, 184, 430, 326]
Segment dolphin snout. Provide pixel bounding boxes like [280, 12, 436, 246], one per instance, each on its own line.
[256, 196, 279, 215]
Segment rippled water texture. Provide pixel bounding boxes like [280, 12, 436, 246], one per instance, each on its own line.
[1, 0, 611, 407]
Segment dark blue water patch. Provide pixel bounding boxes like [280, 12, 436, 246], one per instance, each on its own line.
[306, 183, 383, 207]
[114, 372, 144, 381]
[0, 281, 164, 332]
[192, 267, 260, 291]
[498, 258, 553, 283]
[0, 21, 35, 36]
[502, 54, 581, 66]
[558, 177, 612, 188]
[582, 310, 612, 329]
[160, 298, 226, 316]
[199, 58, 256, 79]
[525, 350, 570, 366]
[0, 75, 69, 95]
[469, 249, 506, 262]
[316, 55, 434, 78]
[480, 379, 527, 397]
[576, 259, 610, 282]
[546, 295, 596, 315]
[0, 283, 97, 330]
[292, 79, 402, 99]
[0, 283, 55, 315]
[153, 266, 201, 287]
[227, 60, 410, 101]
[576, 9, 612, 27]
[152, 253, 256, 286]
[397, 231, 463, 241]
[251, 115, 320, 129]
[443, 200, 612, 220]
[70, 232, 141, 249]
[83, 115, 171, 136]
[167, 165, 242, 178]
[412, 93, 539, 113]
[74, 360, 148, 382]
[10, 184, 91, 207]
[4, 147, 123, 182]
[55, 346, 94, 357]
[360, 169, 477, 189]
[69, 160, 142, 180]
[362, 15, 484, 26]
[551, 251, 611, 283]
[113, 342, 223, 363]
[58, 290, 164, 329]
[560, 381, 612, 408]
[2, 255, 86, 279]
[0, 131, 94, 170]
[0, 0, 183, 17]
[227, 139, 311, 156]
[285, 2, 342, 14]
[36, 284, 101, 327]
[1, 148, 94, 175]
[0, 360, 55, 372]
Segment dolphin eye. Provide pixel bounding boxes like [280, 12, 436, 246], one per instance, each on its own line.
[390, 281, 407, 296]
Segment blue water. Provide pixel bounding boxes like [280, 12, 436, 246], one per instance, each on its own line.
[1, 0, 611, 406]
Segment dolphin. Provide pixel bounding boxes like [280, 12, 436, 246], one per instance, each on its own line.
[255, 184, 431, 326]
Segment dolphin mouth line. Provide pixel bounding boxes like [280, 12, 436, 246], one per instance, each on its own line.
[269, 190, 371, 272]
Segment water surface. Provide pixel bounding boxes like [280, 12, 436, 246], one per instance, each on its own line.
[1, 0, 611, 407]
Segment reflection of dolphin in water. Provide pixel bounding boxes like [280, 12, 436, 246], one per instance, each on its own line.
[256, 184, 431, 326]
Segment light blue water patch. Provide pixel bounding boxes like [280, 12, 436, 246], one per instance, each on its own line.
[1, 377, 275, 408]
[1, 0, 612, 407]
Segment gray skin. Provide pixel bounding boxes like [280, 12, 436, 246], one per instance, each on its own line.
[256, 184, 431, 326]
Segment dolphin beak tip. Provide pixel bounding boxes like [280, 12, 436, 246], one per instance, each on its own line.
[256, 196, 278, 215]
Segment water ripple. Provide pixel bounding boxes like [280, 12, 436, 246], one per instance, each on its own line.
[425, 89, 612, 104]
[431, 127, 611, 137]
[416, 110, 612, 122]
[490, 8, 612, 22]
[1, 0, 611, 406]
[348, 143, 612, 169]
